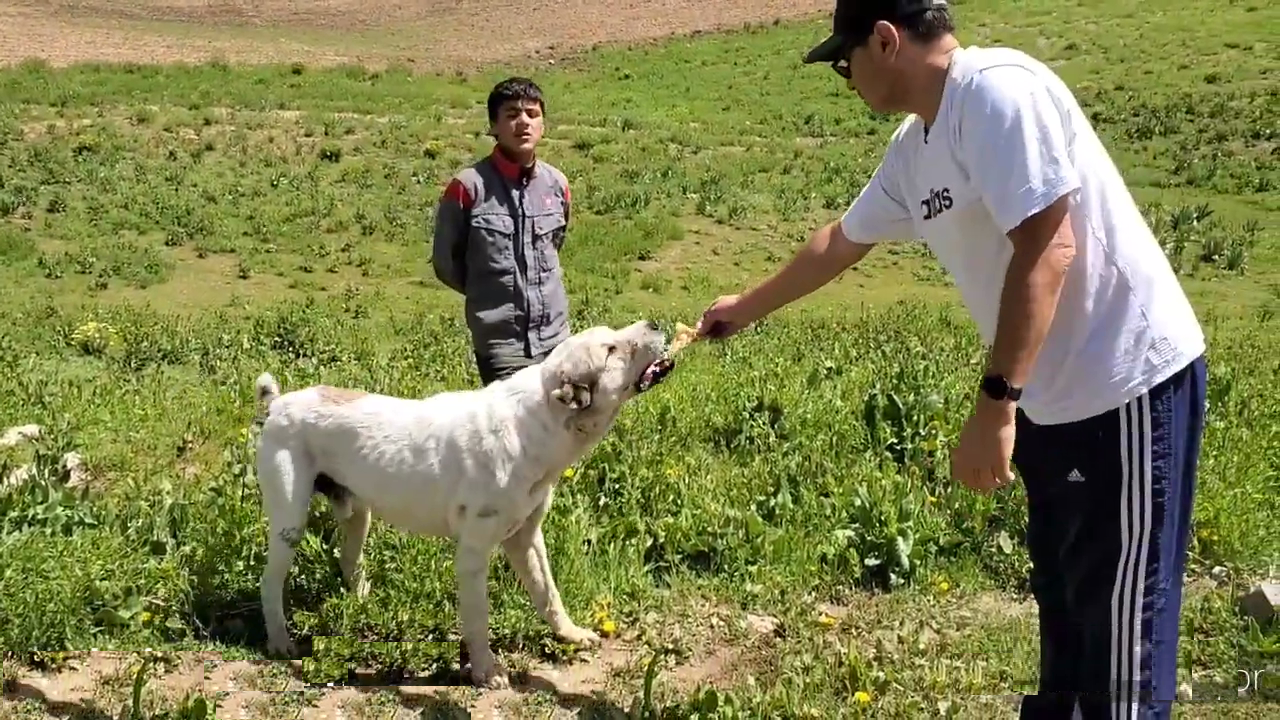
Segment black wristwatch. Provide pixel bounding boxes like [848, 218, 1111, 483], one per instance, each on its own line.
[980, 374, 1022, 402]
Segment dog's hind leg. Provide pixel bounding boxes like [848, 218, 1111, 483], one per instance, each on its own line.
[338, 501, 372, 599]
[314, 472, 353, 522]
[257, 442, 314, 658]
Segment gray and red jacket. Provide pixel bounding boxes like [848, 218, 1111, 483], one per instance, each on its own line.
[431, 147, 572, 360]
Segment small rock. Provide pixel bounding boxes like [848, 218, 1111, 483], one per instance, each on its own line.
[1177, 682, 1193, 702]
[873, 629, 900, 657]
[814, 602, 848, 620]
[1211, 566, 1228, 581]
[745, 613, 779, 636]
[63, 451, 89, 488]
[915, 625, 939, 651]
[1237, 582, 1280, 623]
[0, 423, 42, 448]
[2, 464, 34, 490]
[1, 451, 89, 492]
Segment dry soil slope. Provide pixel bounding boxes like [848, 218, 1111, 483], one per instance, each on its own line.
[0, 0, 832, 70]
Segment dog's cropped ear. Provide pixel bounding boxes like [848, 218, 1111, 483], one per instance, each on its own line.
[552, 382, 592, 410]
[548, 340, 604, 411]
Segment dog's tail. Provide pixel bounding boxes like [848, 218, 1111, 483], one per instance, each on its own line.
[254, 372, 282, 426]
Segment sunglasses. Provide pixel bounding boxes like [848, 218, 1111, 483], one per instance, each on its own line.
[828, 39, 859, 79]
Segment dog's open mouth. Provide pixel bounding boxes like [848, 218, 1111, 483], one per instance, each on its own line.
[635, 357, 675, 393]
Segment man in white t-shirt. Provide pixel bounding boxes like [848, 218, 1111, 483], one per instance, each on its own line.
[697, 1, 1207, 717]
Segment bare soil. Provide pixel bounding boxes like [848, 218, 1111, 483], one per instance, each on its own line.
[1, 599, 782, 719]
[0, 0, 832, 70]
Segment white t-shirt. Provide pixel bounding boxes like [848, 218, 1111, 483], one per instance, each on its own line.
[840, 45, 1205, 426]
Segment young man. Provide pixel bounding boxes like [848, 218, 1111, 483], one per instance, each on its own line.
[432, 77, 573, 386]
[698, 2, 1206, 718]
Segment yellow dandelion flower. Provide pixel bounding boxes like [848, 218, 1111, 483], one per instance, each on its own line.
[854, 690, 872, 704]
[600, 619, 617, 636]
[562, 467, 575, 479]
[817, 613, 837, 628]
[70, 321, 118, 356]
[937, 580, 951, 593]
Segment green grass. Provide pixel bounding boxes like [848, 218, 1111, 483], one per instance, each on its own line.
[0, 0, 1278, 717]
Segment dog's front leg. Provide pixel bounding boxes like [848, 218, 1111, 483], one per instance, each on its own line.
[501, 509, 600, 648]
[455, 543, 508, 689]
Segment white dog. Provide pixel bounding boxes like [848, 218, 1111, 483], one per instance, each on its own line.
[250, 320, 675, 688]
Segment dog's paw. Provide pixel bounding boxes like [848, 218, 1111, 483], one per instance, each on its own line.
[344, 571, 370, 599]
[555, 624, 602, 647]
[353, 577, 371, 599]
[468, 659, 510, 690]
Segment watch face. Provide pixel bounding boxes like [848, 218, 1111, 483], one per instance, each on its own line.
[982, 375, 1008, 399]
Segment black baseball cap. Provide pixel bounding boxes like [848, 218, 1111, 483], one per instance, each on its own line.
[803, 0, 950, 64]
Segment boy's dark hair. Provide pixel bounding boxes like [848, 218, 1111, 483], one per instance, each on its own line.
[487, 77, 545, 122]
[897, 8, 954, 43]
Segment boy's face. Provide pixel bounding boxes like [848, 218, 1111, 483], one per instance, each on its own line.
[490, 99, 544, 159]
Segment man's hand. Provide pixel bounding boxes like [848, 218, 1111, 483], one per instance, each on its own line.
[697, 221, 874, 341]
[950, 397, 1018, 492]
[698, 294, 753, 340]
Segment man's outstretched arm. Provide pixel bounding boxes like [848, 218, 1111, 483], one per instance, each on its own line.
[735, 144, 918, 324]
[735, 220, 875, 322]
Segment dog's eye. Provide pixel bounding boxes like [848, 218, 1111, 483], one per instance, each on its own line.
[606, 344, 617, 355]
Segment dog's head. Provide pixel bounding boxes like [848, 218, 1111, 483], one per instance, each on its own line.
[542, 320, 674, 430]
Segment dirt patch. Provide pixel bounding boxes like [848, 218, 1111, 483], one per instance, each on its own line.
[0, 3, 363, 69]
[0, 0, 833, 71]
[0, 642, 757, 719]
[0, 600, 780, 718]
[0, 592, 1057, 717]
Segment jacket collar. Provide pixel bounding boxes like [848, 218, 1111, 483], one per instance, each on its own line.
[489, 144, 537, 182]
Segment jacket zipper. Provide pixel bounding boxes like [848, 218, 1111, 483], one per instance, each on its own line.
[515, 179, 531, 353]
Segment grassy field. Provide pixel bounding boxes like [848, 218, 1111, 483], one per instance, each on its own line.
[0, 0, 1278, 717]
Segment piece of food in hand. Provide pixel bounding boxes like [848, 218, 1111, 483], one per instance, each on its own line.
[636, 322, 698, 393]
[668, 322, 700, 354]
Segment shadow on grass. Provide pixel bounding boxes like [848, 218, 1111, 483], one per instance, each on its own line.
[186, 583, 274, 653]
[3, 679, 115, 720]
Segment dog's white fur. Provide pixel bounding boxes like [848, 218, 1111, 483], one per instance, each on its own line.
[251, 320, 669, 688]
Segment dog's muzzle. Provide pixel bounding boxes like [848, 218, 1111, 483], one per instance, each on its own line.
[635, 357, 675, 393]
